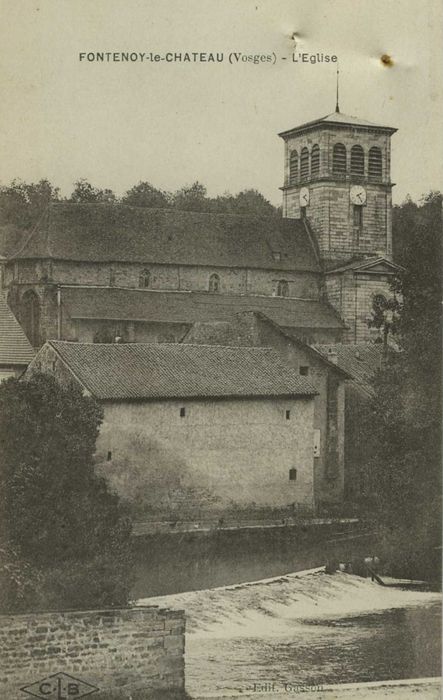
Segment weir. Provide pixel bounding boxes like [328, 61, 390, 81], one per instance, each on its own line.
[137, 569, 442, 698]
[132, 518, 376, 597]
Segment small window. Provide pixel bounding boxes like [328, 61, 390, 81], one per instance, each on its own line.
[107, 451, 112, 461]
[311, 144, 320, 176]
[180, 407, 186, 417]
[350, 145, 365, 175]
[289, 150, 298, 184]
[286, 410, 291, 420]
[299, 366, 309, 376]
[109, 268, 116, 286]
[209, 273, 220, 293]
[52, 359, 57, 372]
[353, 205, 363, 229]
[332, 143, 347, 173]
[368, 146, 382, 178]
[139, 269, 150, 288]
[289, 468, 297, 481]
[276, 280, 289, 297]
[300, 147, 309, 178]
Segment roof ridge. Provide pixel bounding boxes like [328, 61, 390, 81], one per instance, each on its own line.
[49, 200, 283, 222]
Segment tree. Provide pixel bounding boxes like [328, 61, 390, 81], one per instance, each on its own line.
[171, 181, 208, 211]
[0, 373, 134, 611]
[69, 179, 116, 203]
[362, 192, 442, 576]
[230, 189, 279, 217]
[121, 181, 170, 208]
[0, 179, 59, 229]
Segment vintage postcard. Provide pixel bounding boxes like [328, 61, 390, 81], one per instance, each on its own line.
[0, 1, 441, 698]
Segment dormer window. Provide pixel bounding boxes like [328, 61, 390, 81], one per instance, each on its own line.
[209, 273, 220, 293]
[139, 269, 151, 288]
[276, 280, 289, 297]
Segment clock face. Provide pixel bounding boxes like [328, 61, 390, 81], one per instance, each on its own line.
[299, 187, 310, 206]
[350, 185, 366, 205]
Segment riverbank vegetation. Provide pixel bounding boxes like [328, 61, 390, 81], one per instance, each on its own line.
[0, 373, 134, 612]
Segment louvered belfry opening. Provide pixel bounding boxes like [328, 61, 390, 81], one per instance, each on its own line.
[300, 147, 309, 179]
[289, 150, 298, 184]
[332, 143, 346, 173]
[311, 144, 320, 177]
[368, 146, 382, 178]
[350, 145, 365, 175]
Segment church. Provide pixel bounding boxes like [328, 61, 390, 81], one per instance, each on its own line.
[4, 106, 398, 350]
[3, 106, 399, 515]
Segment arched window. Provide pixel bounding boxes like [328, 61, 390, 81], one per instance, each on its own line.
[332, 143, 347, 173]
[368, 147, 382, 178]
[350, 145, 365, 175]
[276, 280, 289, 297]
[139, 269, 150, 288]
[300, 147, 309, 179]
[209, 273, 220, 293]
[311, 144, 320, 176]
[289, 150, 298, 184]
[21, 290, 40, 347]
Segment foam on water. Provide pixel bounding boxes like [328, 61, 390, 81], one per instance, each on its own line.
[137, 569, 441, 639]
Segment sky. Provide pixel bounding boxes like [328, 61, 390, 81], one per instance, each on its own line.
[0, 0, 442, 205]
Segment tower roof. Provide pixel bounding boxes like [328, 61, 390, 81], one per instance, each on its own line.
[278, 112, 397, 138]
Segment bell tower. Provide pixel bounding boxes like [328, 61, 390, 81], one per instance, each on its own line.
[278, 110, 397, 264]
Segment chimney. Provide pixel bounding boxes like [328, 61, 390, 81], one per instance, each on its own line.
[327, 347, 338, 365]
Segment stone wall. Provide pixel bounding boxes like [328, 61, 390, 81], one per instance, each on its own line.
[97, 396, 316, 516]
[281, 125, 393, 259]
[6, 259, 321, 300]
[325, 271, 394, 343]
[0, 606, 185, 699]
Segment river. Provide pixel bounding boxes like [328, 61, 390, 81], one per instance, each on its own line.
[139, 569, 441, 698]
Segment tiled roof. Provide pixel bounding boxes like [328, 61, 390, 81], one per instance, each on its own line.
[0, 293, 35, 365]
[10, 203, 320, 272]
[48, 340, 318, 401]
[315, 343, 384, 394]
[60, 286, 346, 330]
[182, 311, 351, 378]
[279, 112, 397, 137]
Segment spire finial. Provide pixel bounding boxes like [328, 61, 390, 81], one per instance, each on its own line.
[335, 66, 340, 113]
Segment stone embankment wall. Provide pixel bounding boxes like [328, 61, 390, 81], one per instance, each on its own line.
[0, 605, 185, 699]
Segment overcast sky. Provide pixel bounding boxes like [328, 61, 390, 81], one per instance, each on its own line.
[0, 0, 442, 205]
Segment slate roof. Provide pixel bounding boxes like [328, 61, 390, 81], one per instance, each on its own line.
[60, 286, 346, 330]
[0, 293, 35, 366]
[279, 112, 397, 137]
[9, 202, 320, 272]
[315, 343, 384, 394]
[47, 340, 318, 401]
